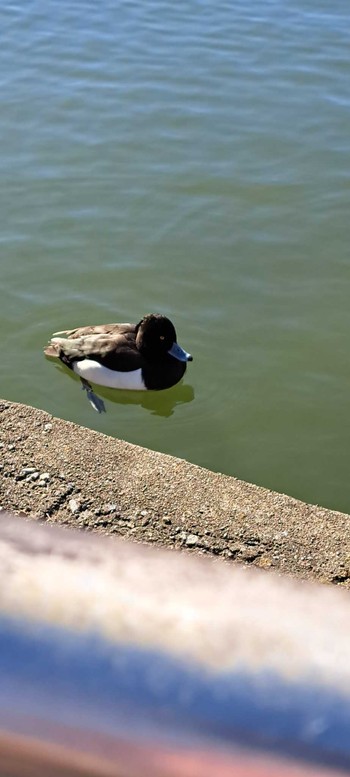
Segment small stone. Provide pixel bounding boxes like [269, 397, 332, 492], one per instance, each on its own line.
[99, 504, 114, 516]
[228, 544, 241, 555]
[39, 473, 50, 482]
[240, 548, 260, 561]
[257, 556, 273, 568]
[27, 472, 40, 481]
[106, 503, 117, 513]
[140, 510, 148, 516]
[162, 516, 172, 525]
[22, 467, 37, 475]
[8, 444, 15, 451]
[186, 534, 199, 546]
[69, 499, 81, 514]
[96, 518, 110, 527]
[211, 543, 226, 554]
[43, 423, 52, 432]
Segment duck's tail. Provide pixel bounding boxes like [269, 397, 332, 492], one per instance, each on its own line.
[44, 336, 85, 363]
[44, 336, 71, 359]
[44, 326, 81, 356]
[44, 340, 61, 358]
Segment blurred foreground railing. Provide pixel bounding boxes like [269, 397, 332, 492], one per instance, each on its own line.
[0, 510, 349, 777]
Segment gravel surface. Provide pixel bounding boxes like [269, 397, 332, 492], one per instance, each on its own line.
[1, 399, 350, 586]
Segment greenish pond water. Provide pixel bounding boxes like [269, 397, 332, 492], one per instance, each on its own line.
[2, 1, 350, 513]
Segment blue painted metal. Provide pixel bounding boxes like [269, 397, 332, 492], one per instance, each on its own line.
[0, 613, 350, 774]
[0, 511, 349, 776]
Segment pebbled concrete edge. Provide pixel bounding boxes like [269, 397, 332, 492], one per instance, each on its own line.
[1, 398, 350, 586]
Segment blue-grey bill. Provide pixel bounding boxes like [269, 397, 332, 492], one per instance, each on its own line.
[168, 342, 193, 362]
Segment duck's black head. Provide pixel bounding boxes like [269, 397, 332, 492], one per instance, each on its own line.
[136, 314, 193, 363]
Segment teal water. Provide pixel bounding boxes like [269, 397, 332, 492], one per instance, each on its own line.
[1, 1, 350, 512]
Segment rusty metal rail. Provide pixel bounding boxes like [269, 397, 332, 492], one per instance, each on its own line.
[0, 510, 349, 776]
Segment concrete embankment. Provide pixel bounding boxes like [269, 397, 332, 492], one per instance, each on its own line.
[1, 399, 349, 586]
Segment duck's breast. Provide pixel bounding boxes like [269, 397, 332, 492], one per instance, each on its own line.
[73, 359, 146, 390]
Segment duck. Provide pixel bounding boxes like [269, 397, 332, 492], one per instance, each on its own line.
[44, 313, 193, 413]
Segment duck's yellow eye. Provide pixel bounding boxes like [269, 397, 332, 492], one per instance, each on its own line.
[160, 335, 165, 341]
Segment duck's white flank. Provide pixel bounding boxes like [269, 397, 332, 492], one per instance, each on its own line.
[72, 359, 146, 390]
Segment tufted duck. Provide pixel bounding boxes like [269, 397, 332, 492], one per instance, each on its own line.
[44, 313, 193, 413]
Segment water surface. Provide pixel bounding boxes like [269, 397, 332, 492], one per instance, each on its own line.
[2, 1, 350, 512]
